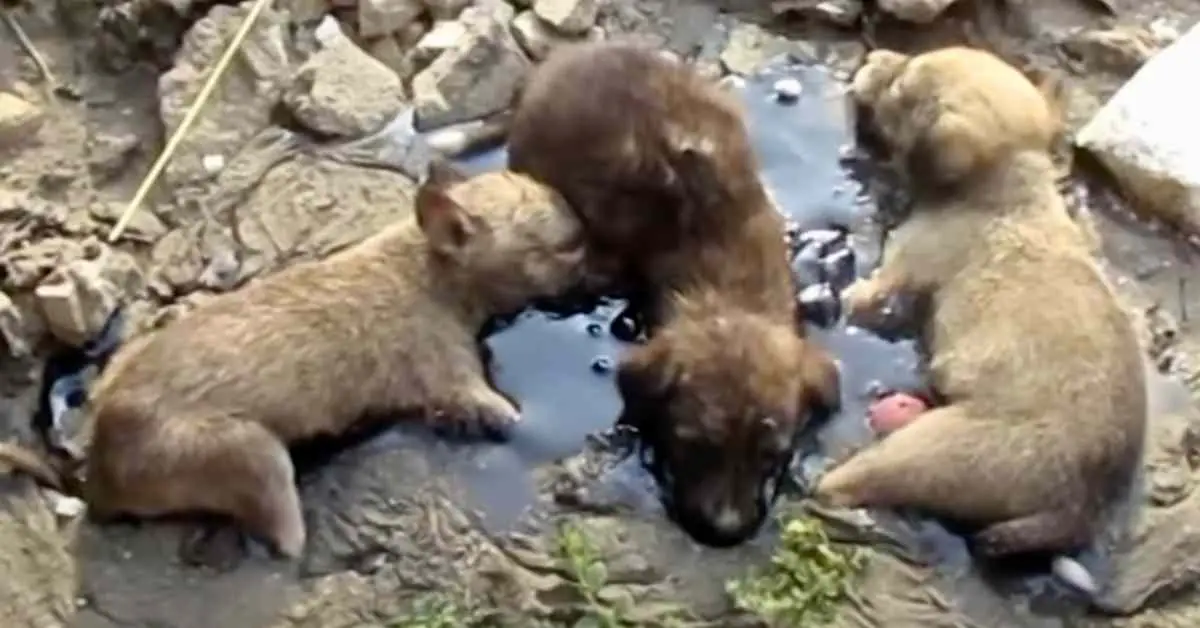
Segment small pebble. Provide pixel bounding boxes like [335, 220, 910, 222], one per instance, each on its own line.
[48, 491, 86, 518]
[821, 247, 857, 289]
[791, 243, 824, 287]
[585, 322, 605, 338]
[797, 228, 845, 254]
[798, 283, 839, 328]
[201, 154, 225, 175]
[609, 314, 641, 343]
[591, 355, 615, 374]
[1052, 555, 1099, 596]
[773, 77, 803, 102]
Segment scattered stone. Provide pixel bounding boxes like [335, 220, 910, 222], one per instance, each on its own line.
[85, 131, 140, 182]
[0, 91, 45, 146]
[876, 0, 958, 24]
[771, 0, 862, 27]
[1058, 26, 1165, 77]
[532, 0, 597, 36]
[158, 1, 293, 186]
[1077, 22, 1200, 235]
[89, 201, 168, 243]
[412, 3, 532, 131]
[202, 154, 226, 175]
[719, 24, 795, 76]
[510, 10, 593, 61]
[284, 17, 407, 138]
[423, 0, 471, 20]
[34, 261, 121, 348]
[0, 292, 35, 358]
[411, 19, 469, 68]
[773, 77, 803, 101]
[357, 0, 424, 38]
[47, 491, 87, 519]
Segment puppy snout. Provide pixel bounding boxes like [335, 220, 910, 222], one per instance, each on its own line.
[680, 495, 765, 548]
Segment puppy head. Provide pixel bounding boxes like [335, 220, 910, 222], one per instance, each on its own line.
[851, 46, 1063, 189]
[416, 161, 587, 314]
[617, 295, 840, 547]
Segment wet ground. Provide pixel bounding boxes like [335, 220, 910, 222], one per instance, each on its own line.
[5, 0, 1200, 626]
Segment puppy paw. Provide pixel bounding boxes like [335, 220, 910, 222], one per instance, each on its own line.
[433, 386, 521, 442]
[841, 276, 890, 323]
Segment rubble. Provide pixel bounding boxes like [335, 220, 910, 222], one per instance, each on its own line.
[157, 1, 294, 187]
[876, 0, 958, 23]
[284, 17, 408, 138]
[532, 0, 598, 36]
[411, 19, 469, 68]
[357, 0, 424, 38]
[0, 91, 45, 147]
[33, 246, 144, 348]
[411, 3, 533, 131]
[510, 10, 598, 61]
[1077, 22, 1200, 235]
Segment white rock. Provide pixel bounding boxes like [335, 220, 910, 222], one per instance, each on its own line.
[1051, 555, 1099, 596]
[35, 260, 121, 348]
[532, 0, 597, 36]
[48, 491, 87, 519]
[1076, 22, 1200, 233]
[357, 0, 424, 38]
[773, 77, 803, 101]
[0, 91, 44, 146]
[202, 153, 226, 174]
[877, 0, 958, 23]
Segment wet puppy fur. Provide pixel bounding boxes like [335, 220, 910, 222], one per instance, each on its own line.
[0, 163, 587, 559]
[508, 42, 841, 547]
[817, 47, 1147, 562]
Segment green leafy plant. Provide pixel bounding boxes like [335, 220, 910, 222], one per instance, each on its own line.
[390, 593, 485, 628]
[726, 515, 866, 626]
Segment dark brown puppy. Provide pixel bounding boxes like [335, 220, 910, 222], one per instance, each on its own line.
[816, 47, 1147, 567]
[509, 43, 841, 547]
[0, 163, 586, 558]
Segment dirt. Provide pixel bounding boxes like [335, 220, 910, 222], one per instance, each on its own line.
[3, 0, 1200, 626]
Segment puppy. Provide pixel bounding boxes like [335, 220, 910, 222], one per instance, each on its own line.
[815, 47, 1147, 565]
[0, 162, 586, 558]
[508, 44, 842, 547]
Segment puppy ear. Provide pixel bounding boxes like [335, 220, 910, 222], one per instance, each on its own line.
[799, 344, 841, 415]
[906, 111, 988, 189]
[664, 146, 729, 232]
[415, 170, 481, 257]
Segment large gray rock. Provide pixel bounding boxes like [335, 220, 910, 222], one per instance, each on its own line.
[284, 17, 408, 138]
[158, 1, 293, 187]
[1077, 22, 1200, 235]
[411, 3, 532, 131]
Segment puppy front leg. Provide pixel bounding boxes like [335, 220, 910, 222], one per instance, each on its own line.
[429, 365, 521, 442]
[842, 218, 936, 327]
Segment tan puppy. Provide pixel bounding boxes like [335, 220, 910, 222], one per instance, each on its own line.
[509, 43, 841, 547]
[815, 47, 1147, 567]
[0, 163, 586, 558]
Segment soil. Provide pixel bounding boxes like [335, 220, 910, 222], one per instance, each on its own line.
[2, 0, 1200, 627]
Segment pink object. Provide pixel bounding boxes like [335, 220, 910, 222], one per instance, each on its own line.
[868, 392, 929, 435]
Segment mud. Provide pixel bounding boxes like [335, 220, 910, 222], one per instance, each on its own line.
[4, 0, 1200, 626]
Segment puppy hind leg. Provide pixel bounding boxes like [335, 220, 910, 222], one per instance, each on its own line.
[147, 418, 306, 559]
[972, 509, 1093, 558]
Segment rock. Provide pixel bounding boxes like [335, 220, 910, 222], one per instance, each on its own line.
[1058, 26, 1165, 77]
[85, 131, 140, 183]
[532, 0, 597, 36]
[0, 292, 35, 358]
[412, 4, 532, 131]
[423, 0, 471, 20]
[283, 0, 330, 23]
[357, 0, 424, 38]
[771, 0, 862, 27]
[0, 92, 44, 146]
[411, 19, 468, 68]
[284, 18, 407, 137]
[877, 0, 957, 23]
[158, 1, 293, 186]
[89, 201, 168, 243]
[1077, 23, 1200, 235]
[510, 10, 593, 61]
[34, 261, 120, 348]
[719, 23, 794, 76]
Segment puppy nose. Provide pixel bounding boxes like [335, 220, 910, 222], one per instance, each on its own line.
[709, 505, 748, 538]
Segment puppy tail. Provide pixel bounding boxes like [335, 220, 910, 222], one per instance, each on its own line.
[0, 442, 68, 492]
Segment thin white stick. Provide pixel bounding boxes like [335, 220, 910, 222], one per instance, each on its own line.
[108, 0, 275, 243]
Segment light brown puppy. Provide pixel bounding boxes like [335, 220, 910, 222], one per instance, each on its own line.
[0, 163, 586, 558]
[509, 42, 841, 547]
[815, 47, 1147, 563]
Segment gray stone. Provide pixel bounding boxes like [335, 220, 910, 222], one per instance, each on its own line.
[1077, 22, 1200, 235]
[357, 0, 424, 38]
[423, 0, 471, 20]
[877, 0, 957, 23]
[719, 23, 793, 77]
[412, 4, 531, 131]
[34, 258, 124, 348]
[284, 19, 407, 138]
[0, 92, 44, 147]
[0, 292, 35, 358]
[411, 19, 469, 68]
[510, 10, 592, 61]
[89, 201, 168, 243]
[532, 0, 598, 36]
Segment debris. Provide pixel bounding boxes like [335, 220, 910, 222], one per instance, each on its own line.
[284, 17, 407, 137]
[0, 91, 44, 146]
[876, 0, 958, 24]
[412, 3, 533, 131]
[510, 10, 594, 61]
[1076, 22, 1200, 235]
[357, 0, 424, 38]
[532, 0, 598, 36]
